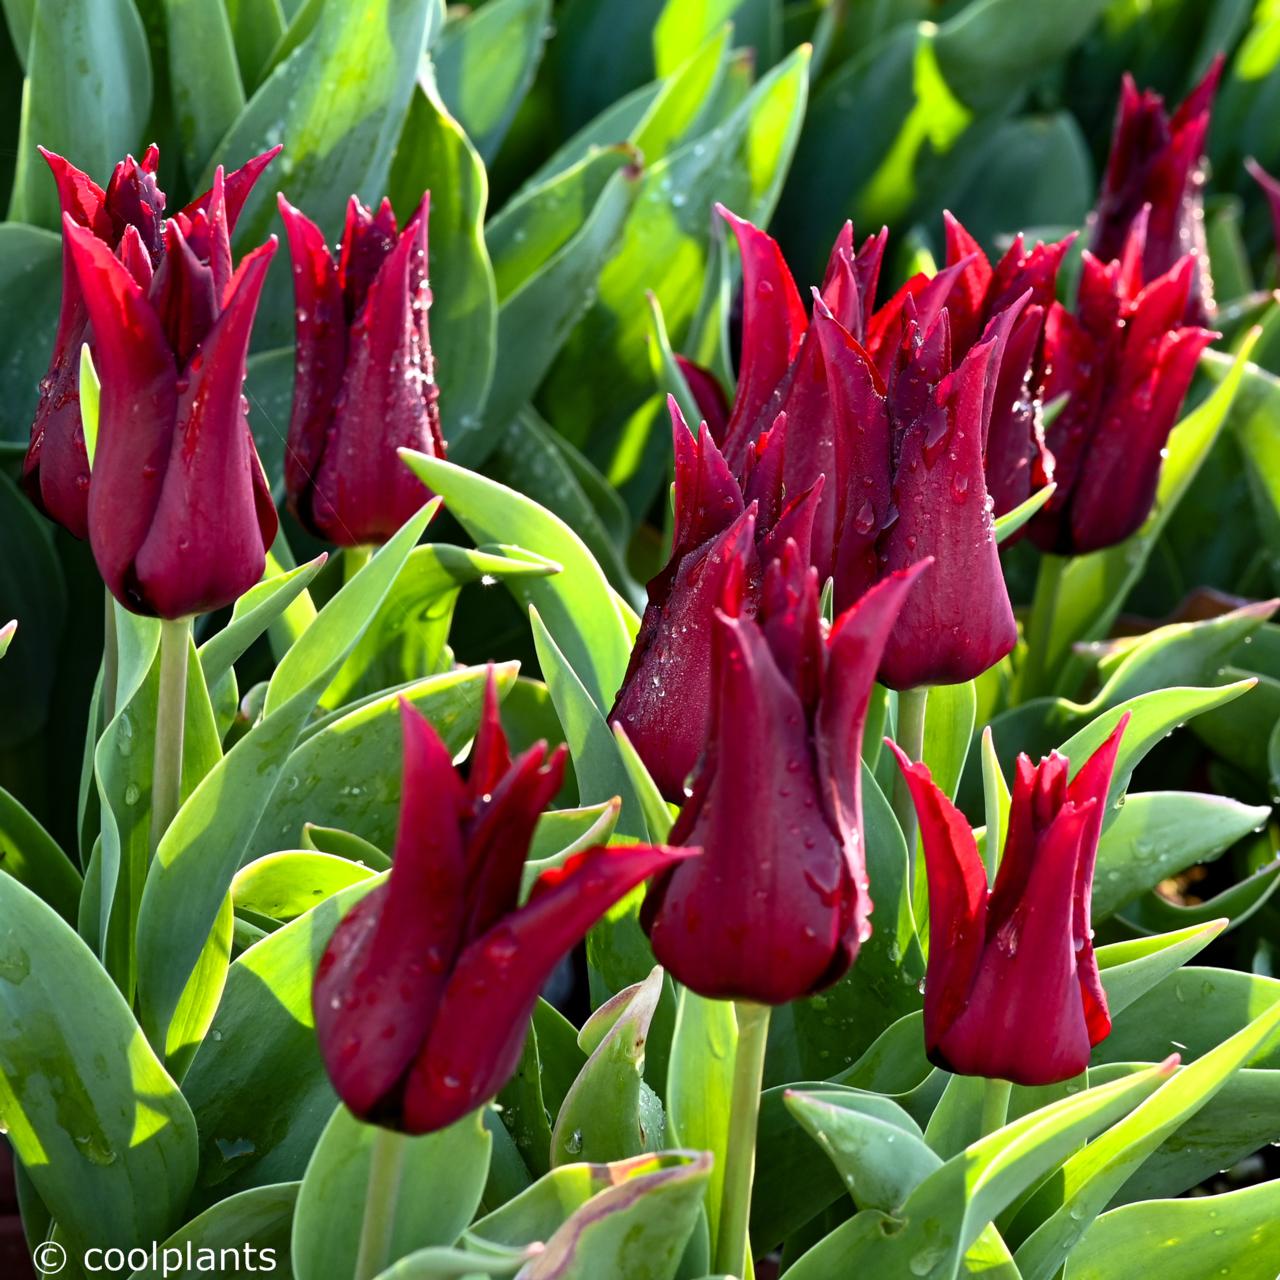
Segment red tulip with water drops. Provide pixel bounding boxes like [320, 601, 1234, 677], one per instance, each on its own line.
[313, 680, 691, 1134]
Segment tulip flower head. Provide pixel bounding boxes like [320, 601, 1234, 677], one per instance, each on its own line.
[313, 682, 690, 1134]
[22, 145, 279, 539]
[609, 397, 820, 800]
[63, 166, 280, 619]
[889, 715, 1128, 1085]
[641, 544, 928, 1005]
[1029, 218, 1216, 556]
[1089, 59, 1221, 324]
[278, 192, 444, 546]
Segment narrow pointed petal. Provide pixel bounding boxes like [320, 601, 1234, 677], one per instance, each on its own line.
[403, 843, 691, 1132]
[669, 406, 745, 566]
[674, 355, 730, 441]
[942, 211, 994, 352]
[339, 195, 401, 316]
[184, 144, 282, 230]
[466, 669, 514, 805]
[983, 303, 1045, 516]
[150, 221, 220, 366]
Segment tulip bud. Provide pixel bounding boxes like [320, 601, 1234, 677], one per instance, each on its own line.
[314, 679, 691, 1134]
[1089, 59, 1221, 324]
[1029, 218, 1216, 556]
[22, 146, 278, 540]
[641, 545, 927, 1004]
[63, 166, 280, 619]
[889, 715, 1127, 1085]
[278, 192, 444, 546]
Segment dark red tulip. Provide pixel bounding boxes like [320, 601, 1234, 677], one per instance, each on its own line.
[314, 683, 690, 1134]
[1089, 59, 1222, 324]
[1029, 219, 1216, 556]
[1246, 157, 1280, 271]
[21, 145, 279, 539]
[674, 354, 730, 441]
[889, 714, 1127, 1085]
[63, 167, 279, 619]
[642, 545, 927, 1004]
[278, 192, 444, 546]
[609, 397, 820, 800]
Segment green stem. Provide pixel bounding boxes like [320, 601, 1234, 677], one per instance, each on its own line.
[715, 1001, 771, 1278]
[979, 1078, 1012, 1138]
[354, 1126, 407, 1280]
[1019, 552, 1067, 702]
[345, 544, 374, 582]
[102, 589, 118, 728]
[892, 687, 929, 881]
[149, 617, 190, 854]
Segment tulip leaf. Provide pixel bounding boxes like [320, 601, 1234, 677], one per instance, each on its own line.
[1061, 1180, 1280, 1280]
[1010, 998, 1280, 1280]
[181, 878, 378, 1209]
[993, 482, 1056, 544]
[405, 452, 634, 712]
[243, 347, 294, 496]
[1118, 857, 1280, 936]
[7, 0, 152, 230]
[232, 851, 375, 923]
[434, 0, 551, 162]
[372, 1246, 530, 1279]
[389, 62, 498, 449]
[124, 1181, 299, 1280]
[135, 504, 434, 1053]
[1228, 353, 1280, 576]
[223, 0, 287, 91]
[612, 725, 675, 842]
[293, 1107, 492, 1280]
[1092, 922, 1229, 1021]
[0, 784, 81, 924]
[921, 679, 976, 803]
[249, 663, 511, 860]
[0, 875, 197, 1258]
[301, 823, 391, 870]
[523, 801, 622, 895]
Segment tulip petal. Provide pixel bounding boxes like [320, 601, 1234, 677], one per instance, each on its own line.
[403, 843, 691, 1133]
[466, 669, 514, 806]
[666, 403, 744, 583]
[674, 354, 730, 441]
[183, 144, 282, 230]
[150, 221, 220, 367]
[339, 195, 400, 317]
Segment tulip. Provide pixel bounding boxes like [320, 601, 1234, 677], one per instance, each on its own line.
[22, 145, 279, 539]
[63, 167, 279, 619]
[1028, 218, 1216, 556]
[1245, 157, 1280, 272]
[888, 715, 1128, 1085]
[608, 397, 820, 800]
[278, 192, 444, 546]
[1089, 59, 1222, 324]
[641, 544, 928, 1004]
[313, 684, 690, 1134]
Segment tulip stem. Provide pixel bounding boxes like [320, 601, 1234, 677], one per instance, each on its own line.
[716, 1000, 771, 1278]
[892, 687, 929, 877]
[345, 544, 374, 582]
[102, 589, 118, 727]
[980, 1078, 1013, 1137]
[355, 1126, 407, 1280]
[149, 617, 190, 854]
[1020, 552, 1068, 701]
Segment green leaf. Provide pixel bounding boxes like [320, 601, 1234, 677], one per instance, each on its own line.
[921, 680, 976, 802]
[0, 875, 196, 1256]
[293, 1108, 491, 1280]
[405, 453, 633, 713]
[233, 851, 375, 923]
[302, 823, 391, 870]
[1118, 858, 1280, 936]
[249, 663, 511, 859]
[1062, 1180, 1280, 1280]
[1092, 922, 1229, 1021]
[993, 482, 1056, 544]
[162, 0, 245, 181]
[223, 0, 286, 91]
[523, 801, 621, 894]
[434, 0, 550, 162]
[7, 0, 151, 229]
[124, 1181, 298, 1279]
[135, 505, 433, 1052]
[388, 62, 497, 449]
[0, 225, 60, 441]
[373, 1246, 529, 1279]
[0, 784, 81, 923]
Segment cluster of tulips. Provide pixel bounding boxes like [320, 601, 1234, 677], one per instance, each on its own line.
[12, 54, 1269, 1275]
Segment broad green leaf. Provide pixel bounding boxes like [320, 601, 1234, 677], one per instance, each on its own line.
[301, 823, 390, 870]
[1118, 858, 1280, 936]
[921, 680, 976, 801]
[233, 851, 375, 923]
[434, 0, 550, 162]
[405, 452, 633, 712]
[1062, 1180, 1280, 1280]
[373, 1247, 528, 1279]
[249, 663, 510, 859]
[0, 784, 81, 923]
[8, 0, 151, 229]
[125, 1181, 297, 1279]
[389, 62, 497, 449]
[496, 1026, 553, 1180]
[162, 0, 245, 181]
[612, 725, 675, 842]
[1092, 922, 1228, 1021]
[182, 879, 378, 1209]
[136, 505, 433, 1051]
[293, 1107, 491, 1280]
[223, 0, 287, 91]
[0, 875, 196, 1257]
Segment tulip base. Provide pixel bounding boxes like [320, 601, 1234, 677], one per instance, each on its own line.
[354, 1125, 407, 1280]
[716, 1000, 771, 1279]
[149, 616, 190, 854]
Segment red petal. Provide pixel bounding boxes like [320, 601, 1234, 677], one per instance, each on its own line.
[183, 144, 281, 231]
[674, 354, 730, 442]
[466, 668, 513, 805]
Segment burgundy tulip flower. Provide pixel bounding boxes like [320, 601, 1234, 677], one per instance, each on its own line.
[22, 145, 279, 539]
[641, 545, 927, 1004]
[1089, 59, 1222, 324]
[278, 192, 444, 546]
[63, 167, 280, 619]
[609, 397, 820, 800]
[1246, 157, 1280, 273]
[314, 683, 690, 1134]
[888, 714, 1128, 1085]
[1029, 220, 1216, 556]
